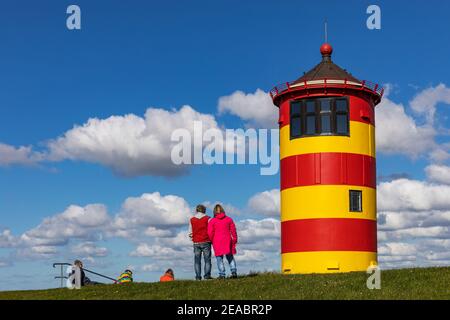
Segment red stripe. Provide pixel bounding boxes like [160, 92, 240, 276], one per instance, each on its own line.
[281, 218, 377, 253]
[278, 95, 375, 128]
[281, 153, 376, 190]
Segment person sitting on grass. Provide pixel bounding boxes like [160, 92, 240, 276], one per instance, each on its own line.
[67, 260, 102, 287]
[160, 269, 175, 282]
[117, 269, 133, 284]
[66, 259, 84, 289]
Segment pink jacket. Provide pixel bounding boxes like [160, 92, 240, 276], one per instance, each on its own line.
[207, 212, 238, 257]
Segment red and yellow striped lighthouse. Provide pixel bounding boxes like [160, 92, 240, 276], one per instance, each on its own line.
[270, 43, 383, 274]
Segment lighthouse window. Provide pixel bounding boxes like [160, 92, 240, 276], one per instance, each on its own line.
[291, 117, 302, 138]
[289, 97, 349, 139]
[305, 100, 317, 135]
[291, 101, 302, 115]
[321, 114, 331, 133]
[336, 98, 349, 135]
[306, 101, 316, 113]
[290, 102, 302, 138]
[336, 99, 348, 112]
[349, 190, 362, 212]
[320, 99, 331, 112]
[306, 115, 316, 135]
[320, 99, 332, 134]
[336, 114, 349, 134]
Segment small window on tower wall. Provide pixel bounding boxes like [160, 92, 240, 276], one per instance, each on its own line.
[349, 190, 362, 212]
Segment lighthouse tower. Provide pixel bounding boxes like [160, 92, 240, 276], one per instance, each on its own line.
[270, 43, 383, 274]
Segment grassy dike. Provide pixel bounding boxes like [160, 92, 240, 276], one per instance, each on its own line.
[0, 267, 449, 300]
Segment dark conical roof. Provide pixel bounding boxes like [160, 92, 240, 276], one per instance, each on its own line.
[292, 43, 361, 85]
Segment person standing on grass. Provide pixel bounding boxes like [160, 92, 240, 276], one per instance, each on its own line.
[207, 204, 238, 279]
[188, 204, 213, 280]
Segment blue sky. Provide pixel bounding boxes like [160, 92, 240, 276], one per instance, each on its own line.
[1, 0, 450, 291]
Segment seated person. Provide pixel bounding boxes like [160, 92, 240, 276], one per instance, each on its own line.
[66, 260, 101, 288]
[117, 269, 133, 284]
[160, 269, 174, 282]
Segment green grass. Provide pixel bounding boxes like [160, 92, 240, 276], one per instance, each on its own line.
[1, 267, 449, 300]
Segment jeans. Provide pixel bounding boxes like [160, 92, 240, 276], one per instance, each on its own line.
[194, 243, 212, 279]
[216, 254, 237, 277]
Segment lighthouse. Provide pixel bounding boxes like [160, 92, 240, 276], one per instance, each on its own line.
[270, 43, 383, 274]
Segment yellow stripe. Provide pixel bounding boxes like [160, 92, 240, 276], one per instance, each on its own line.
[281, 185, 376, 222]
[281, 251, 377, 274]
[280, 121, 375, 160]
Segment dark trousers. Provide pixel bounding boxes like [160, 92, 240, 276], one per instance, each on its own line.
[194, 242, 212, 280]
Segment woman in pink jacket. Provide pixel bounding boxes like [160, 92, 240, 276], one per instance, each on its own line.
[207, 204, 238, 279]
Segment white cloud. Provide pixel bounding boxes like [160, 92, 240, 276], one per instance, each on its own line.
[0, 259, 11, 268]
[218, 89, 277, 128]
[0, 143, 43, 166]
[379, 242, 417, 256]
[376, 84, 450, 161]
[237, 218, 280, 246]
[158, 230, 191, 248]
[396, 226, 448, 238]
[430, 149, 450, 163]
[140, 264, 162, 272]
[71, 242, 108, 257]
[247, 189, 280, 217]
[376, 174, 450, 268]
[381, 226, 449, 240]
[379, 255, 417, 263]
[425, 164, 450, 185]
[376, 97, 437, 158]
[46, 105, 220, 177]
[202, 201, 242, 217]
[130, 243, 188, 260]
[377, 208, 450, 268]
[144, 227, 174, 238]
[130, 230, 194, 274]
[425, 251, 450, 261]
[235, 249, 265, 263]
[114, 192, 191, 236]
[16, 245, 59, 259]
[0, 205, 112, 261]
[379, 209, 450, 231]
[410, 83, 450, 124]
[377, 211, 425, 231]
[1, 102, 272, 178]
[421, 211, 450, 227]
[7, 191, 194, 261]
[378, 255, 418, 270]
[0, 229, 16, 248]
[20, 204, 110, 250]
[378, 179, 450, 211]
[1, 103, 262, 177]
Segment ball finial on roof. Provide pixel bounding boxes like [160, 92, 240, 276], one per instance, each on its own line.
[320, 43, 333, 56]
